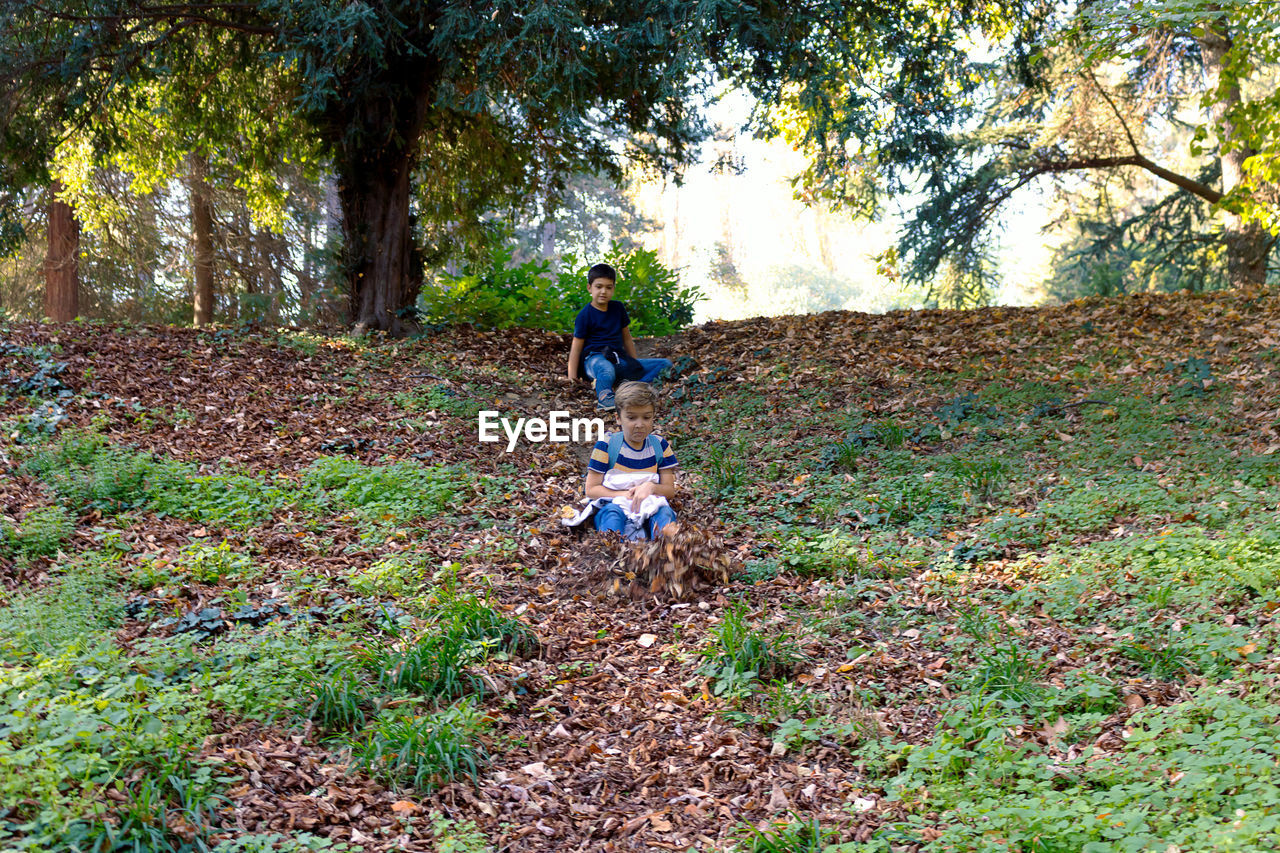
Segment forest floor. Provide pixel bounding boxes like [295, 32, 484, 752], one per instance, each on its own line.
[3, 286, 1280, 853]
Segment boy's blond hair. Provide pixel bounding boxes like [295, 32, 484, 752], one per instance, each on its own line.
[614, 381, 658, 413]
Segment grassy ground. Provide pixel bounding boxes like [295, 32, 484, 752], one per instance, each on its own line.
[2, 286, 1280, 852]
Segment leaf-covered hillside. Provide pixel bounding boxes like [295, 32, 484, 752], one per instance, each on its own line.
[3, 286, 1280, 852]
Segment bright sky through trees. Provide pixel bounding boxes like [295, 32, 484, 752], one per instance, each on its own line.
[631, 90, 1057, 323]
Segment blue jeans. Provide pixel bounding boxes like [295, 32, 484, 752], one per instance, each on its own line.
[584, 354, 672, 402]
[594, 502, 677, 540]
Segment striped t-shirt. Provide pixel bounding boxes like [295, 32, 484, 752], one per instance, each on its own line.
[588, 433, 678, 476]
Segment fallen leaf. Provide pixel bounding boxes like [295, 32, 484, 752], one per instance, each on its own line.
[390, 800, 420, 815]
[768, 783, 790, 812]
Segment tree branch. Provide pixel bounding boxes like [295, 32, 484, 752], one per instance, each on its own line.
[1085, 69, 1142, 157]
[1027, 153, 1223, 204]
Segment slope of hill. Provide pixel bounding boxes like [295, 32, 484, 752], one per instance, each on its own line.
[3, 287, 1279, 852]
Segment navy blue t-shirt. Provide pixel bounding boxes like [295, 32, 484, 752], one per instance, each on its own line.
[573, 301, 630, 356]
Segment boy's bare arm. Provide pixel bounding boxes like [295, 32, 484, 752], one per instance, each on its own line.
[622, 327, 640, 360]
[632, 468, 677, 501]
[585, 469, 634, 499]
[567, 337, 585, 380]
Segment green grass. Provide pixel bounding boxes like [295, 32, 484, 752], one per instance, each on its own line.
[349, 699, 492, 792]
[700, 601, 792, 698]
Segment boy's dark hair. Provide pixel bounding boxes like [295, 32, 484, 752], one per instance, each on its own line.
[587, 263, 617, 286]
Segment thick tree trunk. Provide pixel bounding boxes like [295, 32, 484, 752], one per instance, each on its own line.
[1200, 25, 1274, 287]
[339, 146, 425, 336]
[327, 54, 436, 336]
[189, 153, 216, 326]
[43, 179, 79, 322]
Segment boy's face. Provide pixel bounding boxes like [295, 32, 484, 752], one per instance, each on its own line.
[588, 277, 615, 309]
[617, 404, 655, 447]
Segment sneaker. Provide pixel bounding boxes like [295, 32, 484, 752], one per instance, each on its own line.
[597, 394, 616, 412]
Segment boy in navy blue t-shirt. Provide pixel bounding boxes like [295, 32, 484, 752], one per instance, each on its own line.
[566, 263, 671, 411]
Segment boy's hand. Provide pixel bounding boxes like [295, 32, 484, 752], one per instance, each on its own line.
[631, 481, 657, 502]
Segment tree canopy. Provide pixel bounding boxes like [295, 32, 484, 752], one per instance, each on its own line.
[1, 0, 797, 331]
[761, 0, 1280, 298]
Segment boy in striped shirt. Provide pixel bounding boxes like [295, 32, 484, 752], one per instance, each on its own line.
[584, 381, 678, 539]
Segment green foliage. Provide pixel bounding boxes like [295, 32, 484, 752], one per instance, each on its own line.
[0, 552, 124, 659]
[773, 529, 863, 578]
[418, 242, 572, 331]
[20, 439, 463, 534]
[821, 417, 917, 473]
[702, 438, 749, 498]
[425, 579, 539, 659]
[181, 540, 256, 584]
[880, 680, 1280, 852]
[1116, 628, 1195, 680]
[213, 833, 352, 853]
[1, 505, 74, 560]
[373, 631, 487, 701]
[429, 813, 492, 853]
[861, 473, 958, 528]
[967, 641, 1048, 707]
[21, 432, 173, 513]
[734, 813, 840, 852]
[946, 456, 1010, 503]
[350, 699, 492, 793]
[152, 472, 297, 529]
[18, 431, 301, 529]
[1167, 355, 1215, 398]
[1043, 669, 1120, 717]
[349, 552, 431, 598]
[393, 383, 484, 420]
[302, 456, 460, 523]
[420, 241, 700, 336]
[306, 664, 369, 732]
[700, 602, 789, 698]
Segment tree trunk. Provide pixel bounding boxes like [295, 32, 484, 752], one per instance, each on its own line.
[1200, 25, 1274, 287]
[189, 153, 216, 326]
[257, 225, 285, 324]
[322, 44, 442, 337]
[43, 179, 79, 322]
[338, 146, 425, 336]
[541, 220, 557, 260]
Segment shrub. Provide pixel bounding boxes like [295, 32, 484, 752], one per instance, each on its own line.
[418, 240, 699, 335]
[418, 243, 573, 331]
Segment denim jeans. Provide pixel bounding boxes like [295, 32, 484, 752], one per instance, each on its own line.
[594, 502, 677, 540]
[584, 354, 672, 402]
